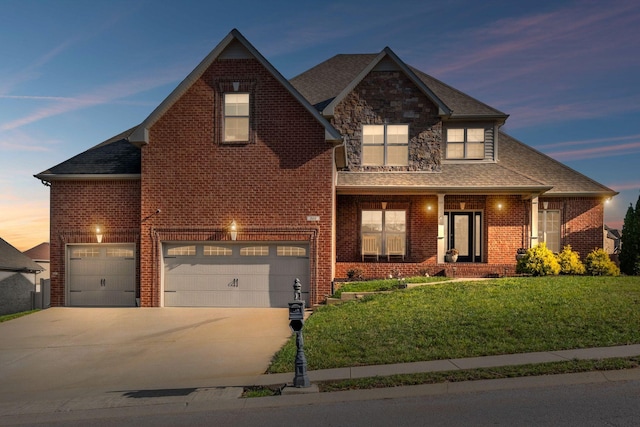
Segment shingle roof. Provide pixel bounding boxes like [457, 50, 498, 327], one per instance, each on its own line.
[497, 132, 616, 196]
[35, 127, 140, 179]
[0, 238, 44, 273]
[23, 242, 49, 262]
[290, 53, 507, 119]
[337, 132, 617, 197]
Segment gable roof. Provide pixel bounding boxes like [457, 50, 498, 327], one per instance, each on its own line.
[0, 238, 44, 273]
[290, 53, 508, 120]
[129, 29, 342, 145]
[23, 242, 50, 262]
[337, 132, 618, 197]
[35, 127, 140, 181]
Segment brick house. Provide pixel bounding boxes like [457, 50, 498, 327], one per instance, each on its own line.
[35, 29, 616, 308]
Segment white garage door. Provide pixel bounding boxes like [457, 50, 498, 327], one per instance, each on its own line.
[67, 244, 136, 307]
[163, 242, 310, 307]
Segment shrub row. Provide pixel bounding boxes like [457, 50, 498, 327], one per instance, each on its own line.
[517, 243, 619, 276]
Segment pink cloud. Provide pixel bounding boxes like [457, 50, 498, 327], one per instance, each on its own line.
[547, 142, 640, 161]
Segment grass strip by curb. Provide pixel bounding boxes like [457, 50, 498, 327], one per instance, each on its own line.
[243, 356, 640, 397]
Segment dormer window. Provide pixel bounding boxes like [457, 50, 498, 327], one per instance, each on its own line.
[446, 128, 485, 159]
[224, 93, 249, 142]
[362, 124, 408, 166]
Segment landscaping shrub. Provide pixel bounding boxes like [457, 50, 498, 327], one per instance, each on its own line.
[346, 268, 364, 281]
[516, 243, 560, 276]
[585, 248, 620, 276]
[557, 245, 585, 275]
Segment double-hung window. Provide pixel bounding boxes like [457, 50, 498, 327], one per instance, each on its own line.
[361, 209, 406, 257]
[446, 128, 485, 159]
[362, 124, 408, 166]
[538, 210, 560, 253]
[224, 93, 249, 142]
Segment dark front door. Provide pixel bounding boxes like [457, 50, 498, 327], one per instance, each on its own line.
[449, 212, 481, 263]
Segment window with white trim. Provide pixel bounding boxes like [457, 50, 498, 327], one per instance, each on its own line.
[361, 209, 406, 257]
[538, 210, 561, 253]
[167, 246, 196, 256]
[446, 128, 485, 159]
[224, 93, 249, 142]
[362, 124, 408, 166]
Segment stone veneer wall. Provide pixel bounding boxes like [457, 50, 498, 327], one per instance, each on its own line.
[331, 71, 442, 172]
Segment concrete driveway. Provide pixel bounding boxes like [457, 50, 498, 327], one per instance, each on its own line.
[0, 308, 292, 402]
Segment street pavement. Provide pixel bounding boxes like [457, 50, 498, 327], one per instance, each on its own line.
[1, 308, 640, 424]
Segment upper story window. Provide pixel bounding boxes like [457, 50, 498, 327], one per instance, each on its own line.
[362, 124, 409, 166]
[446, 128, 485, 159]
[224, 93, 250, 142]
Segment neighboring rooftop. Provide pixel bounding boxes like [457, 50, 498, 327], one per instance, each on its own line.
[23, 242, 50, 262]
[0, 238, 44, 273]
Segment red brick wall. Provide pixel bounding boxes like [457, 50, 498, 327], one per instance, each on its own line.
[484, 195, 528, 264]
[49, 180, 140, 306]
[540, 197, 604, 258]
[140, 58, 334, 306]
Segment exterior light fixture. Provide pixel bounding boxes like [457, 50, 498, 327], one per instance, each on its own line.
[543, 201, 549, 210]
[381, 202, 387, 210]
[426, 204, 432, 212]
[229, 220, 238, 241]
[96, 227, 103, 243]
[497, 203, 503, 210]
[460, 202, 465, 210]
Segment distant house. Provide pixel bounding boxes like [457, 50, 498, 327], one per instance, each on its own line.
[0, 238, 44, 315]
[604, 225, 621, 255]
[35, 29, 617, 309]
[23, 242, 50, 280]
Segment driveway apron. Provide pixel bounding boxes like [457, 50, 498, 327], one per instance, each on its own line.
[0, 308, 291, 401]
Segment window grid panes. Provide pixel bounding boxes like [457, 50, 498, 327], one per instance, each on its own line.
[240, 246, 269, 256]
[224, 93, 249, 142]
[107, 248, 134, 258]
[72, 248, 100, 258]
[277, 246, 307, 257]
[446, 128, 485, 159]
[204, 246, 232, 256]
[361, 210, 406, 258]
[167, 246, 196, 256]
[539, 210, 561, 253]
[362, 124, 408, 166]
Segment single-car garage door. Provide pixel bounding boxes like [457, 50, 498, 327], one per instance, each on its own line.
[163, 242, 310, 307]
[67, 244, 136, 307]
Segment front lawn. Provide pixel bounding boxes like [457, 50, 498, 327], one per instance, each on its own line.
[268, 276, 640, 373]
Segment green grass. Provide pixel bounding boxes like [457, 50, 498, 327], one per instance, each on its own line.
[332, 276, 450, 298]
[268, 276, 640, 373]
[0, 310, 39, 323]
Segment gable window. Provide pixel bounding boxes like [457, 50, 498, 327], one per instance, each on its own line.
[446, 128, 485, 159]
[539, 210, 560, 253]
[361, 209, 406, 260]
[224, 93, 249, 142]
[362, 124, 408, 166]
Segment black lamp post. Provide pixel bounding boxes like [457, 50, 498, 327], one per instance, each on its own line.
[288, 278, 310, 388]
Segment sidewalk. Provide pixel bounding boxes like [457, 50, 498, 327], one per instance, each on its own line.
[2, 344, 640, 422]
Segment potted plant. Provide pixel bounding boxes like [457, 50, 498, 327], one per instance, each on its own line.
[445, 248, 459, 263]
[516, 248, 528, 261]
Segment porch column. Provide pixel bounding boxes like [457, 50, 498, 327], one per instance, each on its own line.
[531, 196, 539, 248]
[437, 193, 445, 263]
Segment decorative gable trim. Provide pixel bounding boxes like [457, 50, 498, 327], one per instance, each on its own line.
[321, 47, 452, 118]
[129, 29, 342, 146]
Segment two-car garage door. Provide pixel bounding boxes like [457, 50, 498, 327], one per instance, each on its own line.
[163, 242, 310, 308]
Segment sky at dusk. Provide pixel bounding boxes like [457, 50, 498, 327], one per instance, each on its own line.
[1, 0, 639, 251]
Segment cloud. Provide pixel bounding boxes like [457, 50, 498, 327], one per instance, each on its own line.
[0, 66, 186, 132]
[546, 141, 640, 161]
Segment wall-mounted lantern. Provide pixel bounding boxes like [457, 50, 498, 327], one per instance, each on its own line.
[96, 227, 103, 244]
[229, 220, 238, 241]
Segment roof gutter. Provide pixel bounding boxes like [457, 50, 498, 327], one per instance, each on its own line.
[34, 174, 141, 183]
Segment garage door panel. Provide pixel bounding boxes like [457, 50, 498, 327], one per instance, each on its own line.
[68, 245, 135, 307]
[163, 243, 309, 308]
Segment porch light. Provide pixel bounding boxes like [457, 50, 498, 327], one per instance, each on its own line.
[497, 202, 503, 210]
[460, 202, 465, 210]
[96, 227, 103, 244]
[381, 202, 387, 210]
[426, 204, 433, 212]
[543, 201, 548, 210]
[229, 220, 238, 241]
